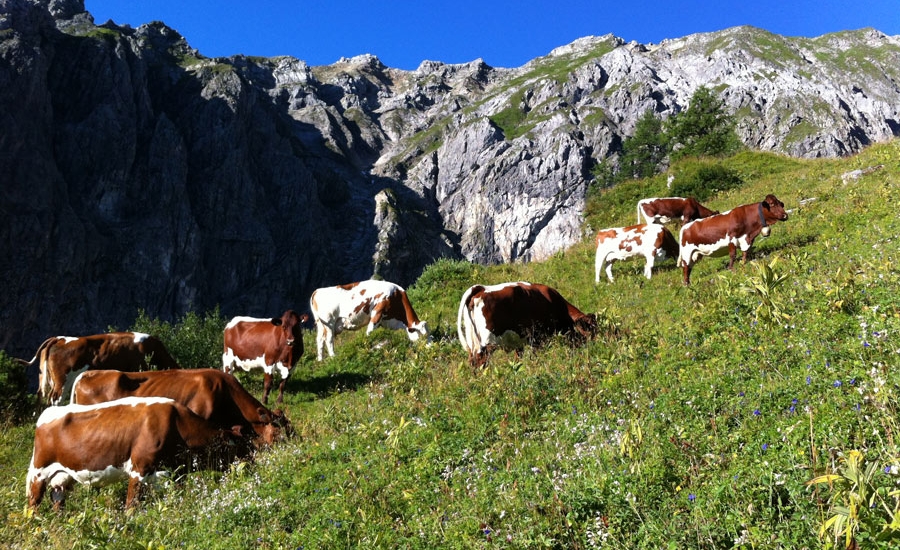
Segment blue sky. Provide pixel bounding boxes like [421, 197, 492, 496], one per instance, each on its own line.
[84, 1, 900, 70]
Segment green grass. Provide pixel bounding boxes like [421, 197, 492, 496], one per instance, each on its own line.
[2, 142, 900, 548]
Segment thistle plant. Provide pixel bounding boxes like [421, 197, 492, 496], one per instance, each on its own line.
[807, 449, 900, 548]
[740, 257, 791, 322]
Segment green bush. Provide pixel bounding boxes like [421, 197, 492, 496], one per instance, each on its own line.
[672, 159, 745, 201]
[0, 352, 39, 424]
[129, 307, 226, 370]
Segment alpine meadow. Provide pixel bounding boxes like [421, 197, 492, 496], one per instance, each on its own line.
[1, 140, 898, 549]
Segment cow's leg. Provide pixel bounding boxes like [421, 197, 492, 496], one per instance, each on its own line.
[324, 327, 336, 358]
[644, 255, 654, 279]
[595, 251, 605, 283]
[606, 261, 615, 282]
[261, 372, 273, 405]
[367, 306, 385, 335]
[682, 262, 692, 286]
[727, 243, 738, 270]
[49, 368, 68, 405]
[315, 323, 327, 361]
[28, 477, 47, 510]
[126, 476, 143, 509]
[275, 372, 288, 404]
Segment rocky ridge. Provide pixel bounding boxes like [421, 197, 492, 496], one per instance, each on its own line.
[2, 0, 899, 354]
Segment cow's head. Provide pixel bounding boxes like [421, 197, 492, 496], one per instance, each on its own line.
[272, 310, 305, 347]
[254, 408, 293, 446]
[407, 321, 432, 344]
[762, 194, 788, 222]
[574, 314, 599, 340]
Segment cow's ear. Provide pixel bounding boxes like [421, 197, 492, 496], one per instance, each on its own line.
[257, 407, 271, 423]
[271, 318, 283, 326]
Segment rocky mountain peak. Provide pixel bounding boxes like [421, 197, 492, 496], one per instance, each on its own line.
[2, 0, 900, 356]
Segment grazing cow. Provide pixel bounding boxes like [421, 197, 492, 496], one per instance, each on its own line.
[678, 194, 789, 285]
[20, 332, 181, 406]
[27, 397, 245, 511]
[310, 280, 431, 361]
[595, 223, 680, 282]
[71, 368, 291, 448]
[457, 281, 597, 367]
[222, 310, 306, 405]
[637, 197, 718, 225]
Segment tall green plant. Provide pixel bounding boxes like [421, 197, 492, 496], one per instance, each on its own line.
[667, 86, 742, 160]
[618, 109, 669, 180]
[740, 257, 791, 322]
[808, 450, 900, 548]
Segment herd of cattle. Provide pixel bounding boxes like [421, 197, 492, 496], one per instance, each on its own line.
[17, 194, 788, 512]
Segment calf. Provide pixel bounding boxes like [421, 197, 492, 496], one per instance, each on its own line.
[72, 368, 291, 448]
[27, 397, 244, 511]
[222, 310, 306, 405]
[679, 194, 789, 285]
[310, 279, 431, 361]
[637, 197, 718, 225]
[20, 332, 180, 406]
[595, 223, 679, 282]
[457, 281, 597, 367]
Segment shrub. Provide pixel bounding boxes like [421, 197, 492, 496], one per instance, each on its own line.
[671, 160, 744, 201]
[0, 352, 39, 424]
[129, 308, 226, 370]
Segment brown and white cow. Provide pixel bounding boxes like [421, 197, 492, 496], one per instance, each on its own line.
[678, 194, 789, 285]
[457, 281, 597, 367]
[222, 310, 307, 405]
[21, 332, 181, 406]
[71, 368, 291, 448]
[595, 223, 680, 282]
[637, 197, 718, 225]
[27, 397, 245, 511]
[310, 279, 431, 361]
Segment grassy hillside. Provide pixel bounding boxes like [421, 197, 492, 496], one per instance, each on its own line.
[1, 141, 898, 549]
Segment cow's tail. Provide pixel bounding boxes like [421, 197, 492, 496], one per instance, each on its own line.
[637, 200, 644, 224]
[677, 223, 690, 266]
[456, 286, 483, 357]
[308, 290, 320, 326]
[36, 337, 61, 402]
[68, 370, 90, 404]
[18, 336, 56, 366]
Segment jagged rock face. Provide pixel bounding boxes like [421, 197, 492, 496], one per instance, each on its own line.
[2, 0, 899, 354]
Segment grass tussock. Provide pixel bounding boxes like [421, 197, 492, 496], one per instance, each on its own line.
[1, 141, 899, 548]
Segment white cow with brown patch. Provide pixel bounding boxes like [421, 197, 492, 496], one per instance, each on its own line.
[594, 224, 680, 282]
[310, 280, 431, 361]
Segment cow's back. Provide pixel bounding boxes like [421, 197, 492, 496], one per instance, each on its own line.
[478, 283, 574, 336]
[73, 369, 286, 445]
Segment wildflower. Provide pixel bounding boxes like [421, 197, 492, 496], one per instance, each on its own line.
[863, 341, 871, 348]
[753, 409, 761, 416]
[739, 391, 745, 397]
[834, 380, 842, 388]
[806, 376, 811, 385]
[762, 443, 769, 451]
[688, 493, 696, 502]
